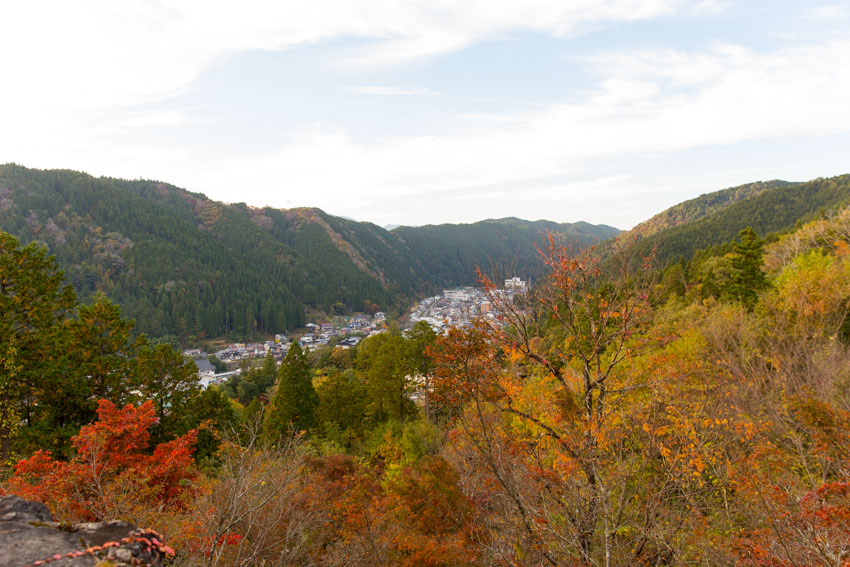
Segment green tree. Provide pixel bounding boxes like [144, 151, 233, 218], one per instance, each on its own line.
[315, 368, 369, 448]
[356, 333, 416, 423]
[729, 226, 768, 309]
[208, 354, 227, 373]
[231, 352, 277, 405]
[264, 342, 318, 437]
[66, 293, 139, 405]
[133, 342, 201, 443]
[406, 321, 437, 421]
[189, 385, 237, 462]
[0, 232, 76, 461]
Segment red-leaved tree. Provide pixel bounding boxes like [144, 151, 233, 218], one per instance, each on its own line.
[5, 399, 198, 524]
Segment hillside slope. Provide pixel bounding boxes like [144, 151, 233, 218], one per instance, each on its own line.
[625, 180, 792, 240]
[0, 164, 616, 339]
[394, 218, 619, 287]
[625, 175, 850, 263]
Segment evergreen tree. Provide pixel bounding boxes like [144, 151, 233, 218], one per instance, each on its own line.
[315, 368, 369, 448]
[66, 293, 138, 406]
[356, 332, 416, 424]
[728, 226, 768, 309]
[189, 386, 237, 461]
[133, 342, 201, 444]
[264, 342, 318, 438]
[0, 231, 77, 461]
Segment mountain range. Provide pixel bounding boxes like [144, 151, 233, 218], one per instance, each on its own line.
[0, 164, 616, 340]
[2, 163, 849, 342]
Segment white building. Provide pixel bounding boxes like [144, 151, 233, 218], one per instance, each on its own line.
[504, 277, 528, 294]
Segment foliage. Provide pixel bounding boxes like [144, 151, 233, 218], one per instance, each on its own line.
[133, 342, 201, 444]
[0, 164, 617, 340]
[264, 342, 318, 436]
[0, 230, 233, 461]
[223, 352, 277, 405]
[0, 231, 76, 462]
[5, 178, 850, 566]
[6, 399, 198, 524]
[626, 174, 850, 264]
[727, 227, 768, 308]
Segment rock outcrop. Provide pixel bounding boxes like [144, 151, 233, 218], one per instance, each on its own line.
[0, 496, 172, 567]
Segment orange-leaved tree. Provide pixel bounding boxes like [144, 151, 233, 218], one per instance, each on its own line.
[429, 236, 680, 566]
[5, 399, 198, 524]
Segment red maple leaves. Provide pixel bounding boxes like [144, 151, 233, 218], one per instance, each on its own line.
[7, 399, 198, 522]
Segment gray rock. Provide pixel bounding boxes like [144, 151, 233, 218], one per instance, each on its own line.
[0, 496, 170, 567]
[0, 496, 52, 523]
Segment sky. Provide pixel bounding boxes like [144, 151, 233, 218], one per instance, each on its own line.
[1, 1, 849, 230]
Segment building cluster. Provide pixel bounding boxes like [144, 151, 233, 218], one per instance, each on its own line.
[297, 311, 386, 349]
[183, 311, 390, 388]
[410, 277, 527, 332]
[183, 281, 525, 389]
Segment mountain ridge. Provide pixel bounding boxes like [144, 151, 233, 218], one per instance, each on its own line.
[623, 175, 850, 264]
[0, 164, 617, 340]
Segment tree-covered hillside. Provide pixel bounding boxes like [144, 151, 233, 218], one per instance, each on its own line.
[393, 217, 620, 287]
[625, 179, 792, 240]
[6, 202, 850, 566]
[626, 175, 850, 264]
[0, 164, 616, 341]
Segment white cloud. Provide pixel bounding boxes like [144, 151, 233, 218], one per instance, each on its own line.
[2, 1, 847, 229]
[810, 4, 850, 19]
[0, 0, 692, 176]
[348, 86, 438, 96]
[0, 0, 685, 112]
[174, 38, 850, 226]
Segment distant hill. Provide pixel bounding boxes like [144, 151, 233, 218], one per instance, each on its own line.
[625, 180, 793, 240]
[0, 164, 617, 340]
[621, 175, 850, 264]
[393, 217, 619, 288]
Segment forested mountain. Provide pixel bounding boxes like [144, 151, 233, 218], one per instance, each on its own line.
[625, 179, 792, 240]
[623, 175, 850, 264]
[393, 217, 619, 287]
[0, 164, 616, 340]
[7, 197, 850, 566]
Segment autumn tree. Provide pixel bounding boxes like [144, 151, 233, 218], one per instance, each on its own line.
[6, 399, 198, 525]
[432, 236, 664, 565]
[180, 428, 324, 567]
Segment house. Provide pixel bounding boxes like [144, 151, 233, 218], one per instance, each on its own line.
[338, 337, 361, 348]
[193, 357, 216, 377]
[200, 368, 241, 389]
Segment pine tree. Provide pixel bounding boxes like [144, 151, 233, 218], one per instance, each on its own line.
[1, 231, 77, 461]
[264, 342, 317, 438]
[728, 226, 768, 309]
[133, 342, 201, 444]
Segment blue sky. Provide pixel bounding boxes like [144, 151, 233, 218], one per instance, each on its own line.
[2, 1, 849, 229]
